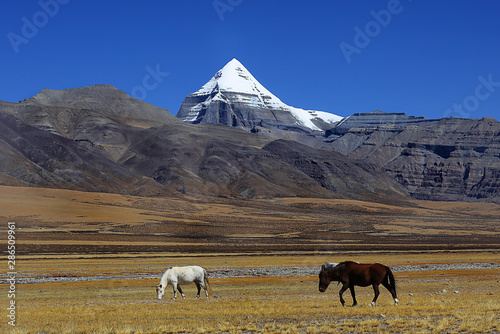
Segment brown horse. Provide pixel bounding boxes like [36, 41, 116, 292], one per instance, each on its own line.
[319, 261, 399, 307]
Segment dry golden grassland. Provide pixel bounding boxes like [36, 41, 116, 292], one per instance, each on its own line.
[1, 186, 499, 254]
[1, 186, 499, 333]
[2, 252, 499, 334]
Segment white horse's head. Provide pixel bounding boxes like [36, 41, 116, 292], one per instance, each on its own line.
[156, 267, 172, 300]
[156, 284, 165, 300]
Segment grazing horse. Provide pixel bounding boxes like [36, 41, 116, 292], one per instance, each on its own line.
[156, 266, 211, 300]
[319, 261, 399, 307]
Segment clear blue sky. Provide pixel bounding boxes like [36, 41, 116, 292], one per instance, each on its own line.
[2, 0, 500, 121]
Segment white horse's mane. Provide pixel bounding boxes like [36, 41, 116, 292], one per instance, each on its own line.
[159, 267, 172, 286]
[321, 262, 338, 271]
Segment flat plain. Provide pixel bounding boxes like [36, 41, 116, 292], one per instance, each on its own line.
[0, 186, 499, 333]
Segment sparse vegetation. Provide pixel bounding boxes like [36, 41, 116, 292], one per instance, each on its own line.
[1, 186, 499, 333]
[2, 253, 499, 333]
[1, 186, 499, 255]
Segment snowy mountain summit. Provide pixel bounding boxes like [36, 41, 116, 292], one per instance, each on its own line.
[177, 58, 343, 132]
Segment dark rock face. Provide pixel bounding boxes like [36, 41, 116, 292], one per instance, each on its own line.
[262, 140, 407, 201]
[327, 117, 500, 201]
[329, 110, 440, 136]
[178, 91, 303, 131]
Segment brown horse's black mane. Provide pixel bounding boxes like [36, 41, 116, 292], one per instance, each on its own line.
[338, 261, 356, 266]
[321, 261, 359, 274]
[333, 261, 356, 274]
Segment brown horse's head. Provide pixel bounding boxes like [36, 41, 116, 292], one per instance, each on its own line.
[318, 271, 331, 292]
[318, 262, 339, 292]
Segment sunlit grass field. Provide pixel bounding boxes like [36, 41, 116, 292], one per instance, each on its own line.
[3, 252, 499, 333]
[1, 187, 499, 332]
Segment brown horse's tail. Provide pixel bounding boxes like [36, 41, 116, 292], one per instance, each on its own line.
[386, 267, 397, 297]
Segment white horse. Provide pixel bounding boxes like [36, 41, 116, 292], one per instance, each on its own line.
[321, 262, 338, 271]
[156, 266, 211, 300]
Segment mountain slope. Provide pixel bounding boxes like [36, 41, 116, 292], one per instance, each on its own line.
[1, 85, 179, 162]
[116, 122, 407, 200]
[2, 82, 498, 202]
[262, 139, 407, 201]
[0, 86, 403, 201]
[25, 84, 177, 125]
[0, 109, 164, 195]
[177, 59, 343, 132]
[328, 116, 500, 201]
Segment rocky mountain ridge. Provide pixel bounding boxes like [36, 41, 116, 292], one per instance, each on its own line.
[0, 85, 405, 201]
[332, 116, 500, 201]
[328, 110, 440, 137]
[1, 81, 499, 202]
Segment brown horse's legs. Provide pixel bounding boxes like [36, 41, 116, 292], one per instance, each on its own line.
[381, 281, 399, 305]
[370, 284, 380, 306]
[339, 283, 349, 306]
[349, 285, 358, 306]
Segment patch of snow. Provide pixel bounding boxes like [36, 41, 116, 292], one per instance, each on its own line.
[289, 107, 343, 131]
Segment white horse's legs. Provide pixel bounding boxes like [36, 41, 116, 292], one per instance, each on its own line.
[177, 285, 186, 299]
[172, 282, 186, 299]
[194, 281, 209, 298]
[204, 285, 209, 298]
[172, 283, 178, 299]
[195, 282, 201, 298]
[201, 282, 208, 298]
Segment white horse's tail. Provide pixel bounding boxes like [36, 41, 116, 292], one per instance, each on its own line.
[204, 269, 213, 297]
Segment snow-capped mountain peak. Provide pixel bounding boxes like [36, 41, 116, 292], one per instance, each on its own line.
[177, 59, 343, 132]
[193, 58, 285, 110]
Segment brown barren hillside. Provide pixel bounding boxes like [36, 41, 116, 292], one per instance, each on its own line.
[1, 186, 498, 255]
